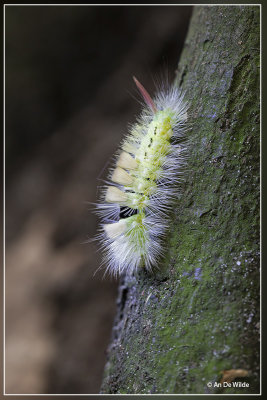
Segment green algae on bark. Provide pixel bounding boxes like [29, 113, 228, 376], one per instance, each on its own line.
[100, 5, 260, 395]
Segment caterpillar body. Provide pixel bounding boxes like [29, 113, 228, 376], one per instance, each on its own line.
[96, 77, 188, 276]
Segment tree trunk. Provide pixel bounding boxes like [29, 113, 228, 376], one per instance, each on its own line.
[100, 5, 260, 395]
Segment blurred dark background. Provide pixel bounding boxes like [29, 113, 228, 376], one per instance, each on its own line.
[5, 5, 192, 394]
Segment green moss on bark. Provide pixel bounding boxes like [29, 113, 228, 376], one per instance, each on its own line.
[100, 5, 260, 395]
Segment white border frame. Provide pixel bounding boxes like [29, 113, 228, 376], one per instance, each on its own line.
[3, 2, 262, 397]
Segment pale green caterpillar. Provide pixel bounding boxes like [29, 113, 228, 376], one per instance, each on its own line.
[96, 77, 188, 276]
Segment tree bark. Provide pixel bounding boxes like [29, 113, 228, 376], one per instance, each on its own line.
[100, 5, 260, 395]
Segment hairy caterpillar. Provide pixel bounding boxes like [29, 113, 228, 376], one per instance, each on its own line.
[96, 77, 188, 276]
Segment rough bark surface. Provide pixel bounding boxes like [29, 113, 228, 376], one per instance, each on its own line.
[100, 6, 260, 395]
